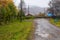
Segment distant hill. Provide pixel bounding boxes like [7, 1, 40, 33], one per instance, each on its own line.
[26, 6, 46, 15]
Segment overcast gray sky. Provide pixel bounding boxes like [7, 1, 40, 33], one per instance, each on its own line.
[14, 0, 50, 7]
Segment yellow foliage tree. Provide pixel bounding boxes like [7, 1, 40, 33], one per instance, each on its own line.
[0, 0, 13, 7]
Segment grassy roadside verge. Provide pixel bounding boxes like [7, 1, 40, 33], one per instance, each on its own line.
[50, 18, 60, 28]
[0, 20, 33, 40]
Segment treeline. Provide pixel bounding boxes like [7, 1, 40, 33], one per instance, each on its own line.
[0, 0, 25, 25]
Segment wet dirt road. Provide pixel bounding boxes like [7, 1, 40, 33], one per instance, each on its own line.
[34, 18, 60, 40]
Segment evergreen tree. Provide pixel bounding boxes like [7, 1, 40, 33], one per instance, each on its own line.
[18, 0, 26, 22]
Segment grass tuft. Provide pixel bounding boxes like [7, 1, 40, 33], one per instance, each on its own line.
[50, 18, 60, 28]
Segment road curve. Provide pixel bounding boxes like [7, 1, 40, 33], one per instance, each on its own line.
[34, 18, 60, 40]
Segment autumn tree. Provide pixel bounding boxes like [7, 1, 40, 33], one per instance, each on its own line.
[0, 0, 18, 24]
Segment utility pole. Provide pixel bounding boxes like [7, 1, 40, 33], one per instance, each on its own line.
[44, 8, 46, 16]
[28, 5, 29, 15]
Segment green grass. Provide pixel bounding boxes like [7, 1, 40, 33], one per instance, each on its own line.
[50, 18, 60, 28]
[0, 21, 33, 40]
